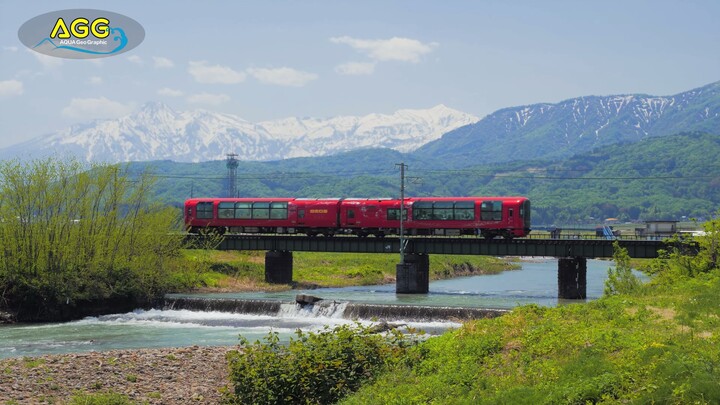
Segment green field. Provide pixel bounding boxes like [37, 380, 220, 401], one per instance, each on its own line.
[182, 250, 520, 291]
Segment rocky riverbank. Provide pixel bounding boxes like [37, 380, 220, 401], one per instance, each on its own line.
[0, 345, 236, 404]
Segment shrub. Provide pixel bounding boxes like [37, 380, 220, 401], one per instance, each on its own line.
[224, 323, 413, 404]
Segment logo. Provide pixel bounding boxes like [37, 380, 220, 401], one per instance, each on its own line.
[18, 9, 144, 59]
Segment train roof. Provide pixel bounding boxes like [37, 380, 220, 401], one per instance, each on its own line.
[185, 197, 340, 202]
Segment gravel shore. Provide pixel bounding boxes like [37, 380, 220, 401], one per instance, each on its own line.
[0, 345, 237, 404]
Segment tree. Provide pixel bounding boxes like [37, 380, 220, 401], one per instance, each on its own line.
[604, 241, 641, 296]
[691, 212, 720, 273]
[0, 158, 183, 320]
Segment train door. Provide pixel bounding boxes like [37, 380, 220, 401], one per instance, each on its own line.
[521, 199, 531, 233]
[297, 209, 306, 226]
[346, 208, 356, 226]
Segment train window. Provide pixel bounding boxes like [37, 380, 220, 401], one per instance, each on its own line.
[347, 209, 355, 219]
[387, 208, 407, 221]
[413, 202, 432, 220]
[509, 209, 514, 218]
[236, 202, 252, 219]
[196, 202, 214, 219]
[252, 202, 270, 219]
[481, 201, 503, 221]
[433, 202, 454, 220]
[454, 201, 475, 220]
[298, 209, 305, 219]
[270, 202, 288, 219]
[218, 202, 234, 219]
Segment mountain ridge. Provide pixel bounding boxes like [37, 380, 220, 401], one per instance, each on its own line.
[0, 103, 477, 163]
[416, 81, 720, 165]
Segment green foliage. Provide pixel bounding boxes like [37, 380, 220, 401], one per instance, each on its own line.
[646, 213, 720, 282]
[224, 324, 413, 405]
[692, 212, 720, 273]
[343, 218, 720, 404]
[0, 158, 187, 319]
[604, 241, 641, 296]
[68, 392, 134, 405]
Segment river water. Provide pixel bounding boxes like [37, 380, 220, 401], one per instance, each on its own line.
[0, 259, 618, 359]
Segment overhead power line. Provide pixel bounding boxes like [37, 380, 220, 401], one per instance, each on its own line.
[134, 169, 719, 182]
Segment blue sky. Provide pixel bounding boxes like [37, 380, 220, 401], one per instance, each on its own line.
[0, 0, 718, 148]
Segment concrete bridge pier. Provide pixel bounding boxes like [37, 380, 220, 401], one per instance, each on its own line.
[396, 253, 430, 294]
[265, 250, 293, 284]
[558, 257, 587, 299]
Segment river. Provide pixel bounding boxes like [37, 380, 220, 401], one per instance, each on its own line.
[0, 259, 619, 359]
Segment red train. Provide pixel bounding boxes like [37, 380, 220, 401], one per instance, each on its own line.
[185, 196, 531, 239]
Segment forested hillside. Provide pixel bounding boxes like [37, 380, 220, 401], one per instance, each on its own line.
[137, 132, 720, 225]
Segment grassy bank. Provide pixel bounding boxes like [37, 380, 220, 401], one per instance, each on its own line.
[335, 241, 720, 404]
[179, 250, 520, 291]
[216, 224, 720, 403]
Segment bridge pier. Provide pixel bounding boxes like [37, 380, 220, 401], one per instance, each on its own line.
[396, 253, 429, 294]
[558, 257, 587, 299]
[265, 250, 293, 284]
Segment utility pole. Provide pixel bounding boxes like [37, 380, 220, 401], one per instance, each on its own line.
[396, 162, 408, 264]
[394, 162, 428, 294]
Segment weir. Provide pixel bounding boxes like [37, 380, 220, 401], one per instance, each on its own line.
[164, 297, 281, 315]
[162, 297, 508, 322]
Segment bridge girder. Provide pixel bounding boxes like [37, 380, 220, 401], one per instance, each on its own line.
[184, 235, 695, 259]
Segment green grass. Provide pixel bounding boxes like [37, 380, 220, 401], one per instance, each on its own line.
[341, 269, 720, 404]
[179, 250, 518, 290]
[68, 392, 135, 405]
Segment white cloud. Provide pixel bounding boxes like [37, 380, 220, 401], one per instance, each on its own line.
[61, 97, 132, 120]
[158, 87, 184, 97]
[247, 67, 318, 87]
[3, 46, 18, 52]
[87, 76, 103, 85]
[29, 50, 63, 68]
[188, 61, 245, 84]
[153, 56, 174, 68]
[334, 61, 376, 75]
[186, 92, 230, 105]
[127, 55, 143, 65]
[0, 80, 23, 97]
[330, 36, 438, 63]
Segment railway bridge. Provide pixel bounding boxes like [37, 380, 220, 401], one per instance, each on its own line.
[184, 235, 697, 299]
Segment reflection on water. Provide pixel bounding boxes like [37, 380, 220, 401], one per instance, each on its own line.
[0, 259, 620, 359]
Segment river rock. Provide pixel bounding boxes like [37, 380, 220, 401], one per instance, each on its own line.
[0, 310, 15, 324]
[295, 294, 323, 306]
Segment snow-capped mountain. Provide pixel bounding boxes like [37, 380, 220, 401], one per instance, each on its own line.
[416, 81, 720, 164]
[0, 103, 478, 163]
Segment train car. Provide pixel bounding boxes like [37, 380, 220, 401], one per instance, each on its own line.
[339, 198, 403, 237]
[184, 198, 340, 235]
[339, 196, 530, 239]
[406, 196, 530, 239]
